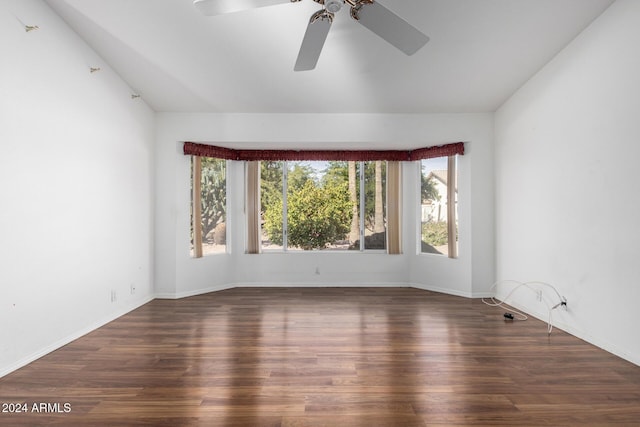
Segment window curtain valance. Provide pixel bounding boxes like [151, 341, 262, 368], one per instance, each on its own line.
[183, 142, 464, 161]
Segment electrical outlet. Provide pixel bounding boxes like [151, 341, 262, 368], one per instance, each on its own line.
[110, 290, 117, 303]
[315, 267, 320, 275]
[536, 290, 542, 302]
[130, 284, 136, 295]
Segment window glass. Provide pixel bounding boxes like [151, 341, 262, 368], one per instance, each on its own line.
[420, 156, 457, 257]
[260, 161, 284, 250]
[260, 160, 385, 251]
[363, 161, 386, 250]
[190, 157, 226, 257]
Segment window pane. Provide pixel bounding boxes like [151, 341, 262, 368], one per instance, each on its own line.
[258, 160, 388, 252]
[346, 161, 360, 249]
[260, 161, 284, 251]
[364, 161, 386, 250]
[420, 157, 455, 256]
[191, 157, 226, 257]
[287, 161, 351, 250]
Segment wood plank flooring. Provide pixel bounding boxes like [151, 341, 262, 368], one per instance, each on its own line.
[1, 287, 640, 426]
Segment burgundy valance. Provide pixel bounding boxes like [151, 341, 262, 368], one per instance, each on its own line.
[407, 143, 465, 161]
[183, 141, 464, 161]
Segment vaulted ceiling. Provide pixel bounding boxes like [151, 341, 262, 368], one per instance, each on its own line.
[45, 0, 614, 113]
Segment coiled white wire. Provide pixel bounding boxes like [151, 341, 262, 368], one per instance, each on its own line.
[482, 280, 567, 334]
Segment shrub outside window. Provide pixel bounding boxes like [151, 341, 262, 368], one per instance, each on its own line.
[260, 160, 387, 252]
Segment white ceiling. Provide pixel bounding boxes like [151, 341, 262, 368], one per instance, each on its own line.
[45, 0, 614, 114]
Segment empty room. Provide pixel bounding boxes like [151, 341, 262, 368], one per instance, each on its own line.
[1, 0, 640, 425]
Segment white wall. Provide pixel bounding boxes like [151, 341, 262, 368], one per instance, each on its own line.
[495, 0, 640, 364]
[155, 113, 495, 298]
[0, 0, 155, 376]
[408, 115, 495, 297]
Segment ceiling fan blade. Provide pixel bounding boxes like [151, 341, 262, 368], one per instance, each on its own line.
[193, 0, 292, 16]
[294, 10, 333, 72]
[354, 1, 429, 55]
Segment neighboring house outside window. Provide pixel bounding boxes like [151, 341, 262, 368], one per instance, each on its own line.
[420, 156, 457, 258]
[421, 169, 449, 223]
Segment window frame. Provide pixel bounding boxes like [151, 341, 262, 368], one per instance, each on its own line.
[418, 155, 458, 259]
[190, 156, 228, 258]
[261, 160, 388, 253]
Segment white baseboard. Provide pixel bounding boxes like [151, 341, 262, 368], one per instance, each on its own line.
[410, 282, 474, 298]
[155, 282, 490, 300]
[155, 283, 236, 299]
[0, 295, 154, 379]
[155, 282, 411, 299]
[496, 299, 640, 367]
[234, 282, 410, 288]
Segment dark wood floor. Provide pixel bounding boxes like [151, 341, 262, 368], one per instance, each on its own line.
[2, 287, 640, 426]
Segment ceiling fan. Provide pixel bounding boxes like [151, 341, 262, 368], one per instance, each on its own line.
[193, 0, 429, 71]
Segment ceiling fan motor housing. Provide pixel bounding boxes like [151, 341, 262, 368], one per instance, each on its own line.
[324, 0, 342, 13]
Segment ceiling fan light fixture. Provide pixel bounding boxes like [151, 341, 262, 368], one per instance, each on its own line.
[310, 9, 334, 24]
[195, 0, 428, 71]
[324, 0, 342, 13]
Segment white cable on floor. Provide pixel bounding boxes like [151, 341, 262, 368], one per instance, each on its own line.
[482, 280, 567, 334]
